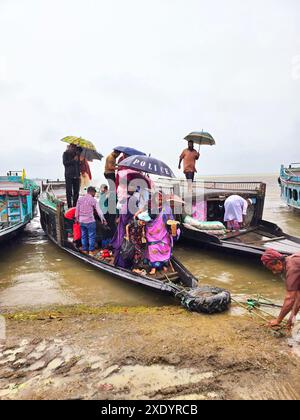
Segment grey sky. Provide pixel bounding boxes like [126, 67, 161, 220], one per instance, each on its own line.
[0, 0, 299, 180]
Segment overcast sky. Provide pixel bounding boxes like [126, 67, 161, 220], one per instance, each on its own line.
[0, 0, 299, 181]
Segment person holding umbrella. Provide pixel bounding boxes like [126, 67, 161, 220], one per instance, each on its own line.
[178, 140, 200, 182]
[61, 136, 103, 208]
[179, 131, 216, 182]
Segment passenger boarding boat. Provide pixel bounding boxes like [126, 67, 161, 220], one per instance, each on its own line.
[38, 181, 231, 314]
[279, 163, 300, 211]
[157, 178, 300, 257]
[0, 171, 40, 244]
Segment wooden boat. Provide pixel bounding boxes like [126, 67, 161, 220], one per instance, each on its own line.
[0, 171, 40, 244]
[38, 181, 231, 314]
[156, 178, 300, 258]
[279, 163, 300, 211]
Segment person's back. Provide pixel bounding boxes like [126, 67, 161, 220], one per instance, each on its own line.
[104, 150, 120, 183]
[285, 252, 300, 291]
[63, 145, 80, 208]
[224, 195, 244, 207]
[63, 147, 80, 179]
[224, 195, 248, 230]
[76, 194, 100, 224]
[75, 187, 106, 255]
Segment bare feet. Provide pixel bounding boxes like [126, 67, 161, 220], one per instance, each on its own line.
[149, 268, 156, 275]
[267, 319, 281, 328]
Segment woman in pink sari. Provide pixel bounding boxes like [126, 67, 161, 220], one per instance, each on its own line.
[145, 193, 178, 275]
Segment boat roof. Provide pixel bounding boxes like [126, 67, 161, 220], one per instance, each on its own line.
[0, 181, 25, 191]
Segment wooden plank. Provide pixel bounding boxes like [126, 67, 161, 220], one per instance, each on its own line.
[246, 236, 286, 246]
[222, 226, 257, 240]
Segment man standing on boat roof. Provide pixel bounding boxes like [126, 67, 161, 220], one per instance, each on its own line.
[261, 249, 300, 329]
[75, 186, 107, 256]
[178, 140, 200, 182]
[63, 144, 81, 208]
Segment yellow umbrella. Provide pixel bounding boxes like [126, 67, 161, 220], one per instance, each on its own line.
[61, 136, 103, 160]
[61, 136, 97, 150]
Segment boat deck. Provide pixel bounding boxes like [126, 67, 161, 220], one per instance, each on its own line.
[182, 223, 300, 255]
[223, 227, 300, 254]
[66, 239, 182, 283]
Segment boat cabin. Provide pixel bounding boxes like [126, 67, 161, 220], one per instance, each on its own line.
[155, 178, 300, 257]
[0, 171, 39, 242]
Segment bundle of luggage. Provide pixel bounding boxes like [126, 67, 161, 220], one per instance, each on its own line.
[184, 216, 226, 236]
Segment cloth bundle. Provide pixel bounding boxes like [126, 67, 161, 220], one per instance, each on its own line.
[184, 216, 226, 236]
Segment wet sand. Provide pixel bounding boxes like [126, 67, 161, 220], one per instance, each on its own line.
[1, 306, 300, 400]
[0, 174, 300, 399]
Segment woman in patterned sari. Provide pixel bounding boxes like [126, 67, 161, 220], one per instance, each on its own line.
[145, 193, 177, 275]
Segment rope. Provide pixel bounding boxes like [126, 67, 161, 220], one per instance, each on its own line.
[231, 297, 287, 337]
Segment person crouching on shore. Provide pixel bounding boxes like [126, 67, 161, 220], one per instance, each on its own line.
[261, 249, 300, 329]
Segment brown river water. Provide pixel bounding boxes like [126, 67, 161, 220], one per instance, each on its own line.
[0, 174, 300, 311]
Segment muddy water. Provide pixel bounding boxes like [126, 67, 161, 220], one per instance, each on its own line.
[0, 174, 300, 310]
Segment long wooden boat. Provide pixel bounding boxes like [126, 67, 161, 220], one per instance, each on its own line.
[156, 178, 300, 257]
[279, 163, 300, 211]
[0, 171, 40, 244]
[38, 181, 231, 314]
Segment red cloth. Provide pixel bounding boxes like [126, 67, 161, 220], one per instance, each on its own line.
[261, 249, 284, 269]
[64, 207, 76, 220]
[73, 222, 81, 241]
[80, 159, 92, 180]
[64, 208, 81, 240]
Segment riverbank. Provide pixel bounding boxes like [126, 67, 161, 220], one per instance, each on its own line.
[1, 304, 300, 400]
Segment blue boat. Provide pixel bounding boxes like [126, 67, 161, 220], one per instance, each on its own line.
[0, 171, 40, 243]
[279, 163, 300, 211]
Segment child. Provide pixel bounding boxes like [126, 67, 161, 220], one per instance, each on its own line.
[125, 211, 150, 273]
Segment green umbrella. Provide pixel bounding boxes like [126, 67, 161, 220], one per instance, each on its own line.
[184, 131, 216, 146]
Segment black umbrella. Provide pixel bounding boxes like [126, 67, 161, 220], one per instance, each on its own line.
[79, 148, 103, 162]
[120, 155, 175, 178]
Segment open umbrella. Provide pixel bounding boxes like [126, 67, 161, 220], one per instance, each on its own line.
[184, 131, 216, 146]
[120, 155, 175, 178]
[61, 136, 103, 161]
[113, 146, 146, 156]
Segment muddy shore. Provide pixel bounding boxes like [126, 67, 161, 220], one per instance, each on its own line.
[1, 304, 300, 400]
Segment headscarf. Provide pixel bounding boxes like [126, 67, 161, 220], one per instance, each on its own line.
[261, 249, 285, 269]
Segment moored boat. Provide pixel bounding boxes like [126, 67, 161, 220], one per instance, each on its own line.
[156, 178, 300, 257]
[38, 181, 231, 314]
[0, 171, 40, 244]
[279, 163, 300, 211]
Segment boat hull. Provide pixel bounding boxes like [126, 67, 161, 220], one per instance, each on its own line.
[181, 220, 300, 257]
[38, 196, 231, 314]
[279, 164, 300, 210]
[38, 199, 197, 293]
[0, 222, 27, 244]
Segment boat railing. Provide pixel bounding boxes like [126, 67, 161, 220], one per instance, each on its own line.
[45, 183, 63, 206]
[156, 178, 265, 195]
